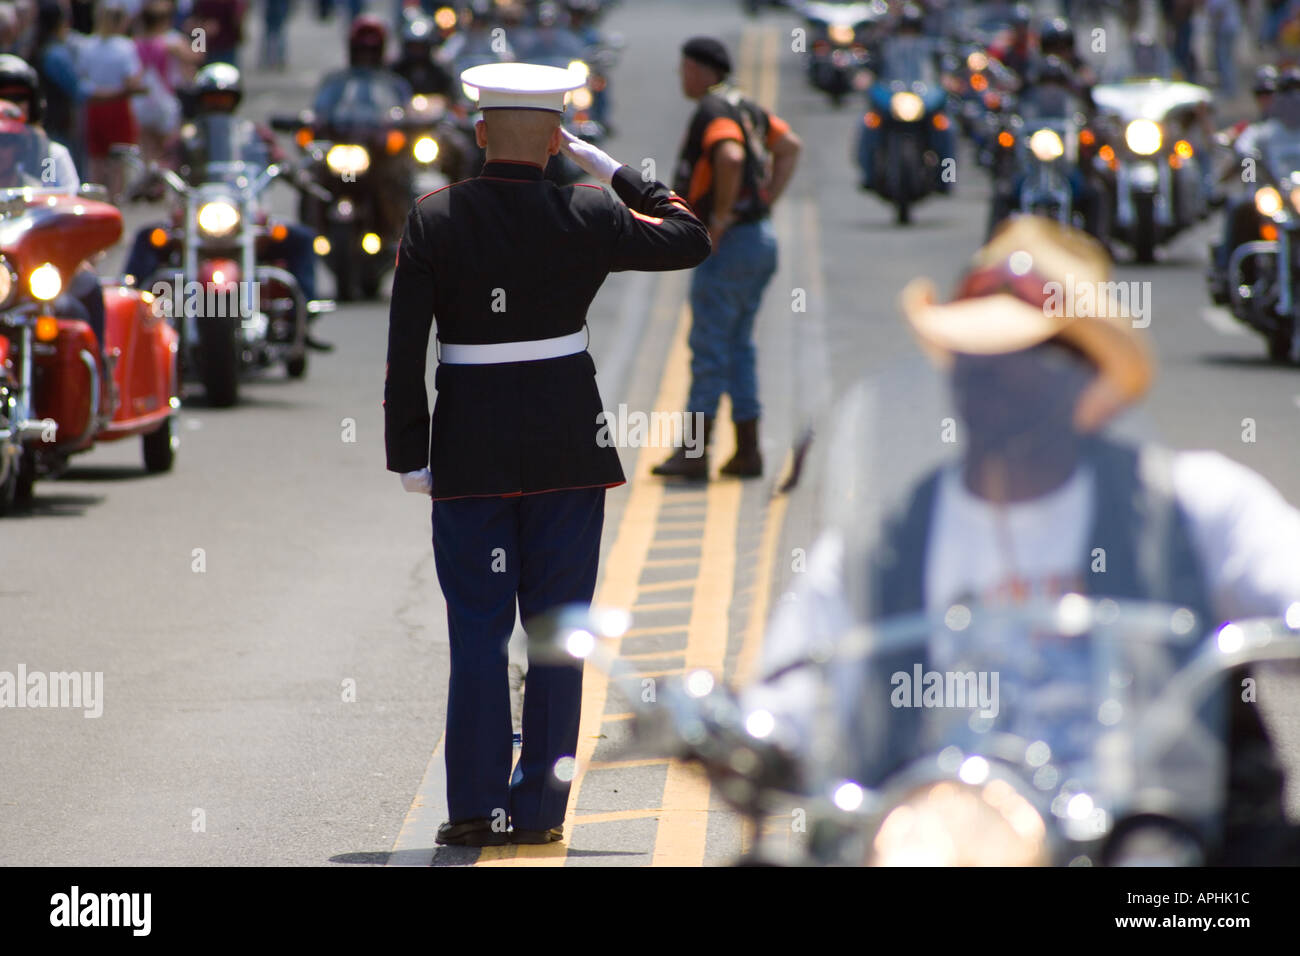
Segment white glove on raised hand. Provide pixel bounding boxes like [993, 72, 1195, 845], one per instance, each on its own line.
[560, 129, 622, 184]
[400, 468, 433, 495]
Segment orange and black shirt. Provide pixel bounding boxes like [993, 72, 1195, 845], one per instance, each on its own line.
[672, 84, 790, 224]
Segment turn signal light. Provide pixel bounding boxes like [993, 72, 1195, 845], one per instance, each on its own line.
[1079, 129, 1095, 146]
[149, 227, 168, 247]
[997, 130, 1014, 148]
[864, 111, 881, 129]
[295, 127, 312, 149]
[35, 315, 59, 341]
[1174, 139, 1194, 158]
[1262, 223, 1280, 241]
[970, 73, 988, 92]
[932, 113, 950, 131]
[1098, 144, 1116, 167]
[270, 223, 288, 241]
[387, 129, 407, 155]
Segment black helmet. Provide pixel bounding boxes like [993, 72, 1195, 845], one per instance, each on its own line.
[1281, 66, 1300, 93]
[1040, 17, 1075, 56]
[400, 10, 435, 45]
[349, 14, 388, 65]
[1255, 64, 1279, 95]
[194, 62, 242, 112]
[0, 54, 43, 124]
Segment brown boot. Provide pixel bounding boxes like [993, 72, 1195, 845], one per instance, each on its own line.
[719, 418, 762, 478]
[651, 414, 712, 480]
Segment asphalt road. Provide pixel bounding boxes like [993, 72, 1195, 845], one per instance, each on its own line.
[1, 0, 1297, 867]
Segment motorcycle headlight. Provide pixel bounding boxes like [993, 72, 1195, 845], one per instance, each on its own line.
[1029, 128, 1065, 162]
[1124, 119, 1163, 156]
[0, 255, 14, 308]
[571, 87, 593, 111]
[1256, 185, 1284, 217]
[890, 91, 925, 122]
[966, 50, 988, 72]
[29, 262, 61, 301]
[197, 200, 240, 237]
[828, 24, 855, 45]
[870, 780, 1048, 867]
[325, 144, 371, 178]
[413, 136, 440, 164]
[567, 59, 590, 82]
[1289, 187, 1300, 215]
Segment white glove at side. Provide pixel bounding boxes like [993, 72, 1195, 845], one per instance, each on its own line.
[559, 129, 622, 184]
[401, 468, 433, 495]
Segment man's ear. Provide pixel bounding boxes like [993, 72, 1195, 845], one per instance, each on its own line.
[547, 122, 563, 157]
[474, 119, 487, 149]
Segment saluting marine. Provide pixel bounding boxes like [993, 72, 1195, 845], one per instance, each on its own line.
[384, 62, 710, 846]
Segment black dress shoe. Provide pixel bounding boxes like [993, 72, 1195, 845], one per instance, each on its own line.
[305, 334, 334, 352]
[510, 826, 564, 844]
[435, 818, 509, 847]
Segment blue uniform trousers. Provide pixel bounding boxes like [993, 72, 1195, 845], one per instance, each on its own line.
[432, 485, 605, 831]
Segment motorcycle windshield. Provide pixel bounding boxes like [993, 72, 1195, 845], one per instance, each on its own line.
[875, 37, 939, 88]
[317, 73, 408, 135]
[744, 353, 1240, 852]
[193, 115, 270, 185]
[1260, 123, 1300, 181]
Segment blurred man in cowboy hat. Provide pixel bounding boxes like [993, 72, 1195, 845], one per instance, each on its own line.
[745, 216, 1300, 863]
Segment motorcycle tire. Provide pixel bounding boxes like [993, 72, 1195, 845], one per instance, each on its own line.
[196, 313, 240, 408]
[142, 415, 177, 473]
[0, 448, 18, 515]
[1133, 193, 1157, 264]
[14, 446, 35, 503]
[328, 222, 359, 302]
[896, 195, 911, 225]
[1267, 321, 1295, 363]
[285, 351, 308, 379]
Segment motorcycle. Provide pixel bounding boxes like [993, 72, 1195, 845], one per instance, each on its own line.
[987, 90, 1106, 241]
[0, 186, 178, 513]
[858, 45, 954, 224]
[1091, 80, 1213, 263]
[799, 1, 883, 107]
[274, 92, 424, 302]
[116, 118, 326, 408]
[1217, 117, 1300, 362]
[524, 361, 1300, 867]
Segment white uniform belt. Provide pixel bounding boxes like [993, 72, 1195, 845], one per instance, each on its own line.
[438, 329, 588, 365]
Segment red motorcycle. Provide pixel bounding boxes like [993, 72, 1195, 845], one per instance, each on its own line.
[0, 186, 179, 513]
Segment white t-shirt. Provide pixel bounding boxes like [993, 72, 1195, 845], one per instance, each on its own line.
[926, 451, 1300, 621]
[77, 35, 142, 96]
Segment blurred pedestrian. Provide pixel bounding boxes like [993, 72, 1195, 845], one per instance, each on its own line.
[652, 37, 801, 481]
[134, 0, 197, 167]
[261, 0, 289, 70]
[1163, 0, 1198, 81]
[33, 1, 83, 165]
[78, 0, 145, 199]
[1207, 0, 1242, 97]
[192, 0, 245, 66]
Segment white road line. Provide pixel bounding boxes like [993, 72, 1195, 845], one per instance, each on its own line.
[1201, 306, 1248, 336]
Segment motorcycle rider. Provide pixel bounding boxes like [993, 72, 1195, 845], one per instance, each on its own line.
[748, 217, 1300, 864]
[1031, 17, 1098, 96]
[856, 3, 955, 194]
[987, 3, 1036, 80]
[312, 15, 415, 243]
[991, 56, 1105, 241]
[1208, 65, 1285, 304]
[391, 9, 454, 98]
[0, 54, 79, 190]
[122, 64, 332, 351]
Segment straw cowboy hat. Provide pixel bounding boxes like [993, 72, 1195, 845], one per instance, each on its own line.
[899, 215, 1154, 431]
